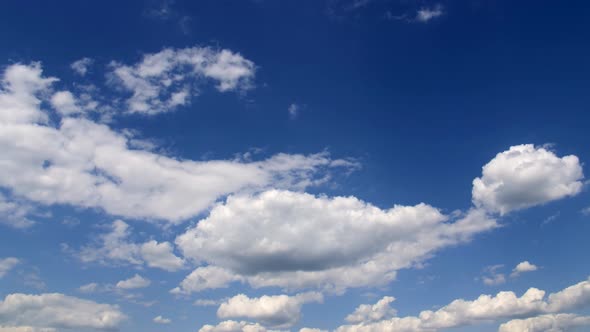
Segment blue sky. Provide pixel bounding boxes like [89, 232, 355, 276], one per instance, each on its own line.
[1, 1, 590, 331]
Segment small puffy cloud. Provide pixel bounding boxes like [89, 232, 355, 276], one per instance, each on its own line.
[288, 103, 299, 119]
[472, 144, 584, 215]
[198, 320, 270, 332]
[581, 206, 590, 216]
[50, 91, 81, 116]
[109, 47, 255, 115]
[153, 315, 171, 324]
[346, 296, 396, 323]
[171, 266, 239, 295]
[336, 276, 590, 331]
[511, 261, 538, 278]
[78, 283, 99, 294]
[115, 274, 151, 289]
[217, 292, 323, 328]
[481, 265, 506, 286]
[175, 190, 497, 293]
[0, 293, 125, 330]
[415, 4, 444, 23]
[70, 57, 93, 76]
[0, 258, 19, 278]
[499, 314, 590, 332]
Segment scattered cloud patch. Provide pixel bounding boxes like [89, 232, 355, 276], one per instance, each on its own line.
[77, 220, 185, 271]
[336, 276, 590, 331]
[499, 313, 590, 332]
[0, 293, 125, 330]
[482, 265, 506, 286]
[70, 57, 93, 76]
[109, 47, 256, 114]
[0, 258, 19, 278]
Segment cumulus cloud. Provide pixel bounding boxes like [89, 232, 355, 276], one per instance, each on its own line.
[77, 220, 185, 271]
[70, 57, 93, 76]
[198, 320, 272, 332]
[288, 103, 299, 119]
[511, 261, 538, 278]
[175, 191, 497, 294]
[336, 277, 590, 331]
[345, 296, 396, 323]
[0, 258, 19, 278]
[0, 293, 125, 330]
[217, 292, 323, 328]
[116, 274, 151, 289]
[153, 315, 171, 324]
[472, 144, 584, 215]
[499, 314, 590, 332]
[0, 63, 351, 224]
[49, 91, 81, 116]
[109, 47, 255, 114]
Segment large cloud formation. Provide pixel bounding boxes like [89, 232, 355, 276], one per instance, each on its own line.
[175, 191, 497, 294]
[0, 62, 352, 226]
[472, 144, 583, 214]
[0, 293, 125, 331]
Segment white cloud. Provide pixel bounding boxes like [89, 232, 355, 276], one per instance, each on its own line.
[336, 277, 590, 331]
[153, 315, 171, 324]
[171, 266, 240, 294]
[140, 240, 185, 271]
[346, 296, 396, 323]
[109, 47, 255, 115]
[198, 320, 271, 332]
[0, 194, 36, 229]
[472, 144, 584, 215]
[116, 274, 151, 289]
[581, 206, 590, 216]
[75, 219, 182, 271]
[0, 63, 351, 224]
[0, 258, 19, 278]
[78, 282, 98, 294]
[511, 261, 538, 278]
[70, 57, 93, 76]
[175, 190, 497, 294]
[217, 292, 323, 328]
[299, 329, 328, 332]
[499, 314, 590, 332]
[482, 265, 506, 286]
[49, 91, 81, 116]
[415, 5, 444, 23]
[0, 327, 55, 332]
[288, 103, 299, 119]
[0, 293, 125, 330]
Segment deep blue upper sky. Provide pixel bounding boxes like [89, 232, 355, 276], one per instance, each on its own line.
[1, 1, 590, 332]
